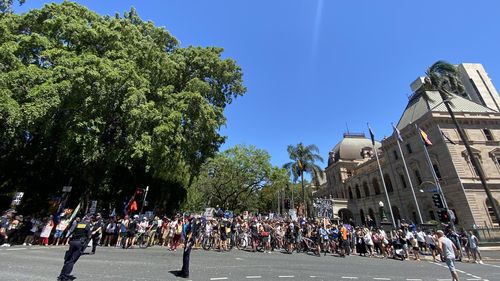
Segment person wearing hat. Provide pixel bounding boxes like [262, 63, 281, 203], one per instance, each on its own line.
[57, 216, 92, 281]
[89, 214, 102, 254]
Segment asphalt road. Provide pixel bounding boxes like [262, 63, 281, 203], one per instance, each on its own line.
[0, 245, 499, 281]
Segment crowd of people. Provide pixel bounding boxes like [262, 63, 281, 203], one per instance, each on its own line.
[0, 208, 484, 265]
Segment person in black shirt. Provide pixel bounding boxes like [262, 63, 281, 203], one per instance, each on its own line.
[57, 216, 91, 281]
[177, 214, 198, 278]
[90, 215, 102, 254]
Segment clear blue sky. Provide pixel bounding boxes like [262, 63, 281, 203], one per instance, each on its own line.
[15, 0, 500, 168]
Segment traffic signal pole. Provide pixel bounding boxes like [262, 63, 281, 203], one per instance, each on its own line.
[416, 124, 456, 231]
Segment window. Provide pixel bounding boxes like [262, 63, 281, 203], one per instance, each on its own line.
[399, 174, 407, 189]
[393, 150, 398, 160]
[406, 143, 413, 154]
[384, 174, 394, 193]
[414, 169, 423, 185]
[433, 164, 442, 180]
[363, 182, 370, 197]
[484, 129, 494, 141]
[372, 178, 381, 195]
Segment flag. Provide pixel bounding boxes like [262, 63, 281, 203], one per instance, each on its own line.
[419, 128, 433, 146]
[368, 126, 375, 146]
[392, 124, 403, 142]
[441, 130, 457, 145]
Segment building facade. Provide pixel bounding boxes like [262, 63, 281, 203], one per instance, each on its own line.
[321, 63, 500, 228]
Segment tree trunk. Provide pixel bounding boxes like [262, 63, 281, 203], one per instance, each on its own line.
[301, 173, 307, 217]
[441, 93, 500, 226]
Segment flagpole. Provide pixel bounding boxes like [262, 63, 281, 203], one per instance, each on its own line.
[414, 124, 456, 231]
[368, 124, 397, 229]
[392, 123, 423, 225]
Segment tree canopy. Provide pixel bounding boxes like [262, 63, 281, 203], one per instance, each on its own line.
[0, 1, 245, 213]
[184, 145, 289, 213]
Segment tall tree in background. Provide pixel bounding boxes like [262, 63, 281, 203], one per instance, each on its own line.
[185, 145, 280, 212]
[420, 60, 500, 225]
[0, 2, 245, 212]
[283, 143, 324, 217]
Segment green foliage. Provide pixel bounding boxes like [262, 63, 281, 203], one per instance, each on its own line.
[0, 0, 25, 14]
[185, 145, 286, 213]
[421, 60, 465, 104]
[0, 1, 245, 213]
[283, 143, 324, 216]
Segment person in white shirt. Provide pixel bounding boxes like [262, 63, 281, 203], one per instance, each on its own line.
[436, 230, 460, 281]
[416, 229, 427, 253]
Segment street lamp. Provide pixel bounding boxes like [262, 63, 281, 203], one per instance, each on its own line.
[379, 201, 388, 222]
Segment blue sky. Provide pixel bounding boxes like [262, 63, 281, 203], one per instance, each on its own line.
[15, 0, 500, 168]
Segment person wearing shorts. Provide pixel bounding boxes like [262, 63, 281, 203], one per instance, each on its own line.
[436, 230, 460, 281]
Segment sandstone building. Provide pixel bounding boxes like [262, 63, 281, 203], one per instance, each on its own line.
[320, 63, 500, 228]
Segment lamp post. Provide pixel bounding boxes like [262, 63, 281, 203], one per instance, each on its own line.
[379, 201, 388, 222]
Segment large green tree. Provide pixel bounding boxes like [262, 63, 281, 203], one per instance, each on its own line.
[283, 143, 324, 217]
[0, 1, 245, 213]
[184, 145, 285, 212]
[420, 60, 500, 225]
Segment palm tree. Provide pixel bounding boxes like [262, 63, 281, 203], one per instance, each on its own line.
[420, 60, 500, 225]
[283, 143, 324, 217]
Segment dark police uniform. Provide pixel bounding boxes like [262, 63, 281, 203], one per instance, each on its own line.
[58, 221, 91, 281]
[180, 217, 198, 278]
[90, 218, 102, 254]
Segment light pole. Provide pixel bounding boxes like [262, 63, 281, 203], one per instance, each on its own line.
[379, 201, 388, 222]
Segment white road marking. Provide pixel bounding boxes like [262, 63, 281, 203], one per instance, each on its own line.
[278, 276, 295, 278]
[466, 279, 481, 281]
[470, 276, 481, 279]
[246, 276, 261, 279]
[374, 278, 391, 280]
[436, 279, 452, 281]
[406, 279, 422, 281]
[342, 277, 359, 280]
[5, 248, 26, 251]
[210, 278, 228, 281]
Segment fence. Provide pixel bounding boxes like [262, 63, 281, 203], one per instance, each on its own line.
[473, 227, 500, 242]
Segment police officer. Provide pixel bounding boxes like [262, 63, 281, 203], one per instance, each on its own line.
[90, 214, 102, 254]
[178, 214, 198, 278]
[57, 216, 91, 281]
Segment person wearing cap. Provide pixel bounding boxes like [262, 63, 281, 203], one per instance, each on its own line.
[57, 216, 92, 281]
[435, 230, 460, 281]
[89, 215, 102, 254]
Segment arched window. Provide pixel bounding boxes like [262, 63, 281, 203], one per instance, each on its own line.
[384, 174, 394, 193]
[348, 188, 353, 200]
[486, 199, 500, 227]
[372, 178, 381, 195]
[392, 206, 401, 223]
[363, 181, 370, 197]
[368, 208, 376, 224]
[360, 209, 366, 225]
[355, 184, 361, 199]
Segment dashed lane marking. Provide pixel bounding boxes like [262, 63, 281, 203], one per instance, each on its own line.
[406, 279, 422, 281]
[466, 279, 482, 281]
[341, 277, 359, 280]
[374, 278, 391, 280]
[246, 276, 261, 279]
[278, 276, 295, 278]
[210, 278, 228, 280]
[436, 279, 452, 281]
